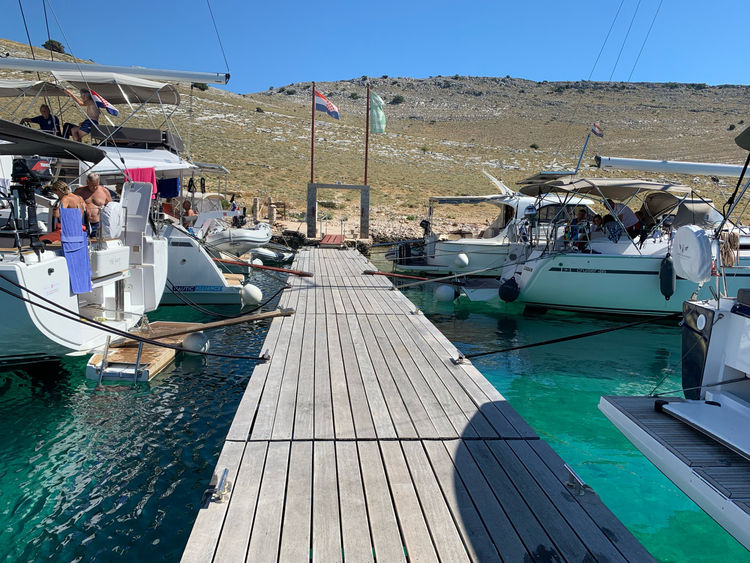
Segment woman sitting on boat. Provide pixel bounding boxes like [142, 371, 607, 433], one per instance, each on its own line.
[568, 207, 590, 249]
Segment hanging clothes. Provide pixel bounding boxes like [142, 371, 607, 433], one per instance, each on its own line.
[60, 207, 92, 294]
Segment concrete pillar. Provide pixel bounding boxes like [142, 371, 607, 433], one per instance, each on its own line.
[307, 183, 317, 238]
[269, 204, 277, 224]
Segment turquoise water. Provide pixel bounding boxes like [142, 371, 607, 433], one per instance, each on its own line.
[404, 284, 750, 562]
[0, 272, 284, 561]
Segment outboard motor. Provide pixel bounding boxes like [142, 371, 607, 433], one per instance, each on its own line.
[499, 277, 520, 302]
[523, 205, 537, 229]
[659, 254, 676, 300]
[10, 158, 46, 254]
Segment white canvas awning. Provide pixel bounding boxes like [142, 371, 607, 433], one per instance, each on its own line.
[52, 71, 180, 105]
[87, 147, 197, 179]
[0, 79, 68, 98]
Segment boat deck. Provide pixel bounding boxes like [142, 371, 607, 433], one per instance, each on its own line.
[182, 248, 652, 562]
[602, 395, 750, 515]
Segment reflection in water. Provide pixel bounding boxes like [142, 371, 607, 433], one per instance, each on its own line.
[0, 272, 284, 561]
[397, 283, 749, 562]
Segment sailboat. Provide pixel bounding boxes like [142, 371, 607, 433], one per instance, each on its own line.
[599, 124, 750, 549]
[0, 119, 167, 363]
[498, 175, 750, 315]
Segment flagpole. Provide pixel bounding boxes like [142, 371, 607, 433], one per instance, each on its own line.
[310, 82, 315, 184]
[365, 82, 370, 185]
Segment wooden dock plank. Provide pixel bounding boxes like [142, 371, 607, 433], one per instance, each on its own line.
[326, 311, 357, 439]
[246, 441, 291, 561]
[400, 441, 471, 563]
[358, 441, 406, 562]
[314, 313, 335, 439]
[336, 441, 373, 562]
[342, 314, 397, 439]
[379, 441, 439, 563]
[312, 441, 342, 562]
[293, 313, 316, 440]
[212, 441, 268, 562]
[278, 441, 313, 562]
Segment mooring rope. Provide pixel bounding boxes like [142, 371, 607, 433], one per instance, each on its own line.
[0, 274, 271, 361]
[457, 312, 681, 361]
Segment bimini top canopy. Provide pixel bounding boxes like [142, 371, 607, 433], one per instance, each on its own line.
[88, 146, 197, 179]
[0, 79, 69, 98]
[518, 176, 691, 200]
[52, 70, 180, 105]
[0, 118, 105, 162]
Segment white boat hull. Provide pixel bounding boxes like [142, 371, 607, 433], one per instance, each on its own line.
[164, 224, 242, 305]
[511, 252, 750, 315]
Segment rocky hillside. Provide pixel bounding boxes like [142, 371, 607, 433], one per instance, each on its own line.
[1, 38, 748, 238]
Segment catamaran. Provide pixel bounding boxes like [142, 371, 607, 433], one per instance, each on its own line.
[0, 119, 167, 363]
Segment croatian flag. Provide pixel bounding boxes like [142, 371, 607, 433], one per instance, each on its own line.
[89, 89, 119, 116]
[591, 122, 604, 138]
[314, 90, 340, 120]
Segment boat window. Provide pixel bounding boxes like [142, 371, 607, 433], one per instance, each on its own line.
[537, 204, 578, 224]
[482, 204, 515, 238]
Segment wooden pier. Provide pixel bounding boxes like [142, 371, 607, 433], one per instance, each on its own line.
[183, 248, 652, 562]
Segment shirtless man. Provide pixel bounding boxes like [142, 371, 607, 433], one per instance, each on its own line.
[65, 89, 100, 141]
[74, 173, 112, 237]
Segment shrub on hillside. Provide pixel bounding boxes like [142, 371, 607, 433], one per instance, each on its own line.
[192, 83, 208, 91]
[42, 39, 64, 53]
[390, 95, 405, 105]
[256, 107, 264, 113]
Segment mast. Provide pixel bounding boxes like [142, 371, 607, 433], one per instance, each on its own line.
[0, 57, 229, 84]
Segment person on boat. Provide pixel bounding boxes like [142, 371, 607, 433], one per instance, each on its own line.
[64, 89, 100, 141]
[74, 173, 112, 237]
[182, 200, 198, 226]
[51, 180, 85, 217]
[592, 214, 604, 232]
[606, 199, 638, 235]
[567, 207, 589, 249]
[20, 104, 61, 135]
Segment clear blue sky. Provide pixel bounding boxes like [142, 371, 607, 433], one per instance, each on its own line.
[2, 1, 748, 93]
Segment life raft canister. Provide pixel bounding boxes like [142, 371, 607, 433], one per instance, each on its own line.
[499, 277, 520, 302]
[659, 254, 676, 300]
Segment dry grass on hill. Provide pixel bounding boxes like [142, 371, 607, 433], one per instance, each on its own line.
[1, 38, 749, 236]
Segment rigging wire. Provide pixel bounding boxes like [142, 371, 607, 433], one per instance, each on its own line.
[586, 0, 625, 82]
[626, 0, 664, 81]
[17, 0, 37, 61]
[608, 0, 643, 82]
[206, 0, 230, 75]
